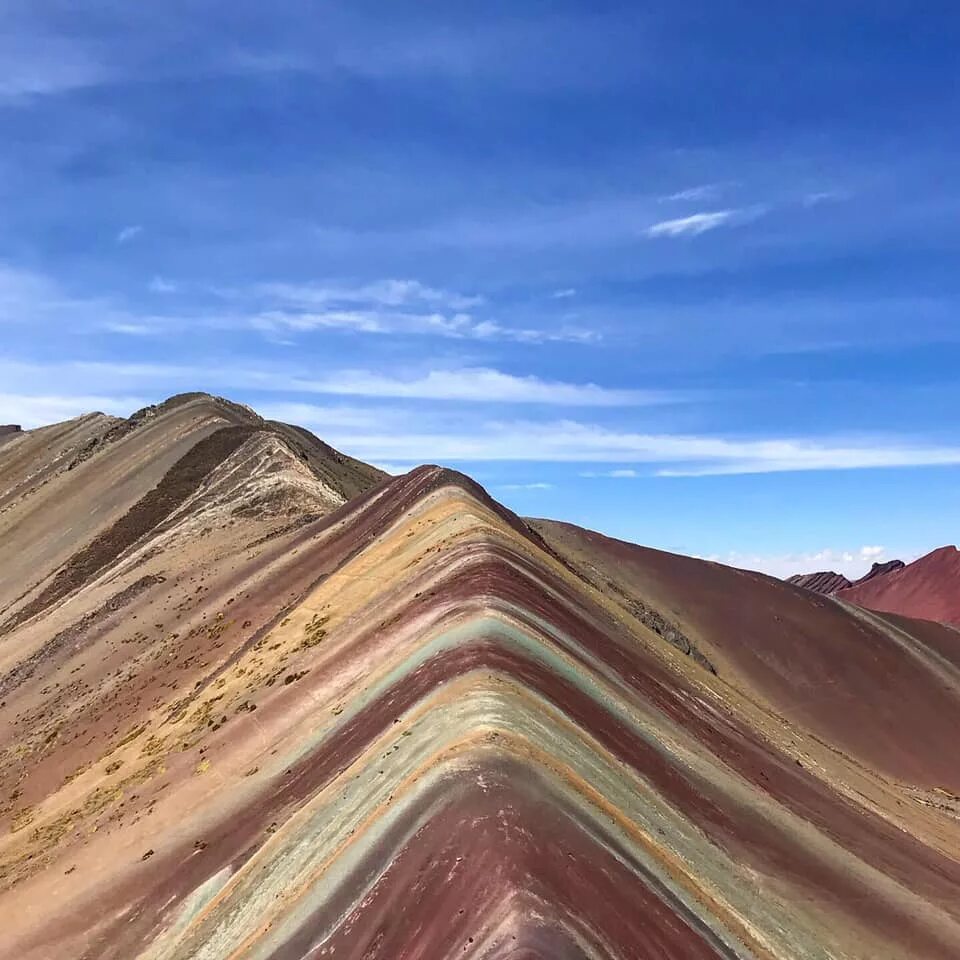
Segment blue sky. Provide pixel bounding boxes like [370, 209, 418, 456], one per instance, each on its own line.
[2, 1, 958, 577]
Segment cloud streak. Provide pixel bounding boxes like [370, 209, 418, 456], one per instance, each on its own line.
[251, 308, 597, 344]
[253, 278, 483, 312]
[708, 545, 903, 580]
[5, 370, 960, 479]
[116, 225, 143, 245]
[0, 392, 148, 428]
[659, 184, 721, 203]
[292, 416, 960, 475]
[284, 369, 665, 405]
[0, 359, 670, 407]
[646, 211, 735, 238]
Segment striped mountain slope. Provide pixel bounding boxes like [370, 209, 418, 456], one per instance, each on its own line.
[1, 404, 959, 959]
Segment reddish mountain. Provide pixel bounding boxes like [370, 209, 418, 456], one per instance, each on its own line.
[787, 559, 906, 597]
[856, 558, 906, 584]
[838, 546, 960, 625]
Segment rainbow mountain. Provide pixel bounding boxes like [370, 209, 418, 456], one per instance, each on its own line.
[1, 394, 959, 960]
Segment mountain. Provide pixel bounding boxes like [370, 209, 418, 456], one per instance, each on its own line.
[2, 396, 960, 960]
[786, 559, 907, 598]
[789, 548, 960, 628]
[853, 558, 907, 584]
[838, 547, 960, 626]
[784, 570, 853, 594]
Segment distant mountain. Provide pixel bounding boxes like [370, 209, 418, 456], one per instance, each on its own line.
[787, 558, 906, 598]
[854, 558, 907, 584]
[838, 546, 960, 625]
[786, 570, 853, 594]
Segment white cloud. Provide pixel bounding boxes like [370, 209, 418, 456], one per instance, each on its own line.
[0, 261, 587, 346]
[0, 393, 147, 428]
[252, 308, 597, 344]
[660, 184, 720, 202]
[803, 190, 848, 207]
[498, 482, 554, 491]
[369, 462, 409, 476]
[6, 359, 960, 476]
[708, 546, 907, 581]
[0, 262, 183, 338]
[0, 264, 59, 316]
[0, 360, 668, 409]
[655, 441, 960, 474]
[255, 278, 483, 312]
[103, 322, 156, 336]
[551, 288, 577, 299]
[149, 276, 177, 294]
[254, 401, 401, 430]
[581, 468, 639, 478]
[291, 418, 960, 475]
[287, 369, 664, 406]
[646, 211, 735, 238]
[116, 225, 143, 245]
[0, 36, 107, 102]
[238, 277, 592, 344]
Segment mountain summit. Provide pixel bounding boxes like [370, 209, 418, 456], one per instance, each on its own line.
[2, 397, 960, 960]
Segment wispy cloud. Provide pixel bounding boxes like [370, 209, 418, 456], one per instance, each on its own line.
[551, 288, 577, 299]
[498, 482, 554, 491]
[116, 225, 143, 245]
[286, 369, 662, 405]
[0, 393, 147, 428]
[0, 33, 107, 103]
[102, 322, 156, 336]
[291, 417, 960, 474]
[646, 211, 736, 238]
[149, 276, 177, 294]
[0, 262, 597, 345]
[254, 278, 483, 312]
[0, 359, 670, 408]
[228, 277, 593, 344]
[660, 184, 721, 202]
[6, 363, 960, 479]
[802, 189, 849, 207]
[251, 308, 597, 344]
[580, 468, 639, 478]
[708, 545, 902, 580]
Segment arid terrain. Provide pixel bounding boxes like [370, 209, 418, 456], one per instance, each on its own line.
[1, 394, 959, 960]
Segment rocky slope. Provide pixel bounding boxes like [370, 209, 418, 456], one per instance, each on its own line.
[1, 398, 959, 960]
